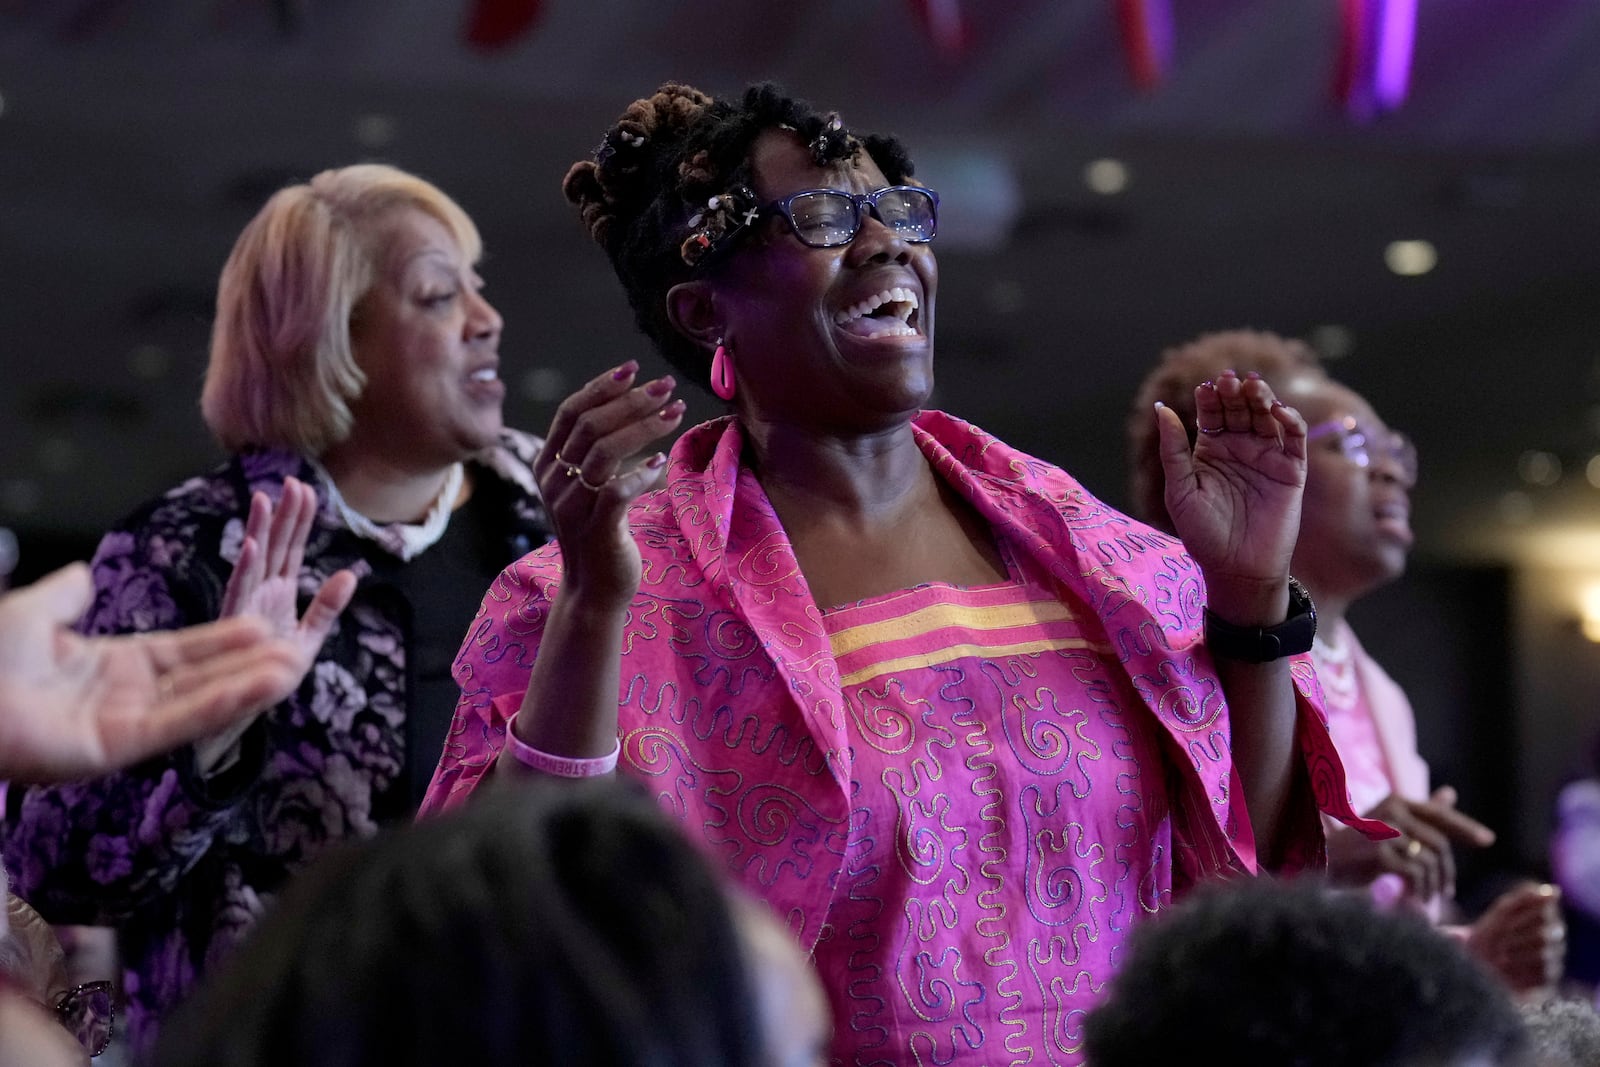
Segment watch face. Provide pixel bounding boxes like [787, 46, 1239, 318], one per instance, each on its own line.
[1277, 579, 1317, 656]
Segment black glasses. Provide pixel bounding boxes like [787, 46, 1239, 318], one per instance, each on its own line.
[55, 980, 114, 1057]
[761, 186, 940, 248]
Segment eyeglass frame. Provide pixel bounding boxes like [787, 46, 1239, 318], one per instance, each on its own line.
[692, 184, 940, 272]
[756, 185, 940, 249]
[54, 979, 115, 1057]
[1305, 415, 1418, 484]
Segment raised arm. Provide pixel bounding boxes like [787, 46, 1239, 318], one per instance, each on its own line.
[1153, 369, 1308, 868]
[499, 362, 685, 771]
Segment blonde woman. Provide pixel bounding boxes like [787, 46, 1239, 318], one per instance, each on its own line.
[2, 164, 551, 1052]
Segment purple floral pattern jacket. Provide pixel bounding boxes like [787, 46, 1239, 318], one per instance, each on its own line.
[1, 429, 547, 1053]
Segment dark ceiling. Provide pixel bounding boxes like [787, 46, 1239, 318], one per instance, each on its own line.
[5, 0, 1600, 577]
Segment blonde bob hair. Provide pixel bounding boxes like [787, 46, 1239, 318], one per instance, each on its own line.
[201, 164, 482, 454]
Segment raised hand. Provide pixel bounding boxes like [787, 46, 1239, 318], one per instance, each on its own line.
[0, 560, 350, 784]
[1327, 786, 1497, 902]
[192, 477, 355, 772]
[1466, 882, 1565, 994]
[536, 360, 686, 608]
[495, 362, 687, 767]
[1154, 369, 1307, 597]
[220, 477, 353, 653]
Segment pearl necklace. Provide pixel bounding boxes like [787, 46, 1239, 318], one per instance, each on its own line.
[1311, 631, 1360, 712]
[310, 460, 464, 562]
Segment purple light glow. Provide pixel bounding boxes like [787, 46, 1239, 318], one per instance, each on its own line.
[1375, 0, 1418, 111]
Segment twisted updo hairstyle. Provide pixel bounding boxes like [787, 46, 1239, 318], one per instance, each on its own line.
[562, 82, 916, 390]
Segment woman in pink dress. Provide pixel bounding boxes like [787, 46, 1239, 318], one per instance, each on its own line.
[425, 85, 1381, 1066]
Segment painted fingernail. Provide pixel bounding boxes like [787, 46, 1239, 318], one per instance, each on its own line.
[613, 360, 640, 381]
[1245, 371, 1262, 381]
[646, 452, 668, 469]
[645, 376, 676, 398]
[659, 399, 687, 419]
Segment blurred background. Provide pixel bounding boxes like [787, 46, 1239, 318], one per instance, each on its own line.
[2, 0, 1598, 895]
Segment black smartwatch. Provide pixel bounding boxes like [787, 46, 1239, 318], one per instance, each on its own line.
[1202, 577, 1317, 663]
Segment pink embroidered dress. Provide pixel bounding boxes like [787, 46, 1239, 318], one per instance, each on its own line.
[813, 546, 1176, 1061]
[424, 411, 1382, 1067]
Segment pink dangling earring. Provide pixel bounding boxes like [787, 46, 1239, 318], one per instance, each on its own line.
[711, 340, 736, 401]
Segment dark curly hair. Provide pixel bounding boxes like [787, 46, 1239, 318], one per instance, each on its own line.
[153, 777, 768, 1067]
[1126, 328, 1328, 532]
[1083, 880, 1528, 1067]
[562, 82, 916, 391]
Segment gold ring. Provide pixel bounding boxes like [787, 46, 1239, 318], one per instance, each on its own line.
[564, 464, 580, 478]
[1404, 838, 1423, 859]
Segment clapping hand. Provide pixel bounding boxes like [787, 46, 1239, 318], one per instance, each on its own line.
[189, 476, 356, 772]
[1467, 882, 1565, 994]
[535, 361, 686, 609]
[1154, 369, 1307, 602]
[219, 477, 355, 661]
[1328, 787, 1497, 902]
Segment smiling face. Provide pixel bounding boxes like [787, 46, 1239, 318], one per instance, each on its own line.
[1279, 373, 1415, 603]
[341, 206, 505, 470]
[708, 128, 938, 435]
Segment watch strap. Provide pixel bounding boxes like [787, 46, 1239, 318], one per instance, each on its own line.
[1202, 578, 1318, 663]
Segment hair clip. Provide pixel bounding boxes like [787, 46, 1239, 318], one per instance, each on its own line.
[595, 128, 646, 165]
[679, 185, 759, 269]
[808, 113, 858, 165]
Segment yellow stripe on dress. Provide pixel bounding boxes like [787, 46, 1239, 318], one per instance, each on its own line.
[827, 596, 1078, 658]
[837, 633, 1108, 687]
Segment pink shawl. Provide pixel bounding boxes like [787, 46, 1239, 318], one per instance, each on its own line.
[424, 411, 1384, 943]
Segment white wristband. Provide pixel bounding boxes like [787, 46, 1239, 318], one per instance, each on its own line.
[503, 712, 619, 777]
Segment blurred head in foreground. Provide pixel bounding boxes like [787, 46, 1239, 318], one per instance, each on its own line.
[1084, 880, 1527, 1067]
[155, 777, 829, 1067]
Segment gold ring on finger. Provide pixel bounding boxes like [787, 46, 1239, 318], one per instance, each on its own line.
[576, 469, 614, 492]
[1405, 838, 1423, 859]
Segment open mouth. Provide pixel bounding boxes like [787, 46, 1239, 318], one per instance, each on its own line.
[1373, 501, 1413, 542]
[468, 366, 499, 383]
[833, 286, 921, 339]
